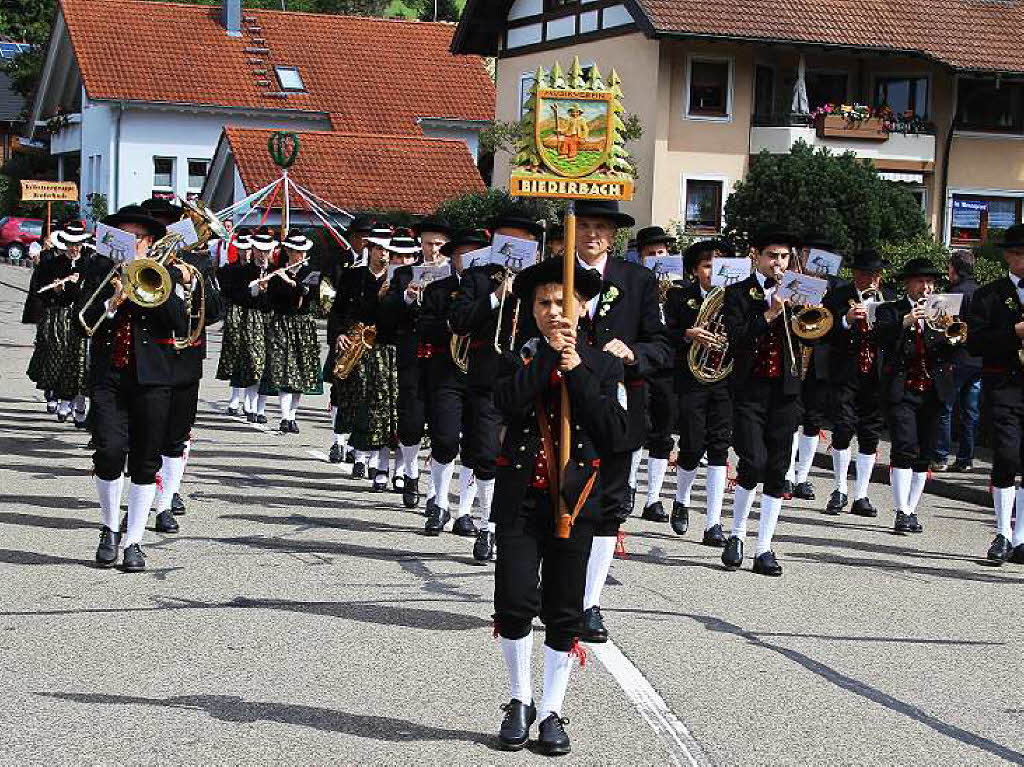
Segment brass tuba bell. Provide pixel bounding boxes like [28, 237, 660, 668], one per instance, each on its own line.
[686, 286, 733, 384]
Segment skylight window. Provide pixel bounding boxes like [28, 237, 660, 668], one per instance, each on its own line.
[275, 66, 305, 91]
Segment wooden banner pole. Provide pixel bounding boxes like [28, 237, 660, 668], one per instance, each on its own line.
[555, 199, 576, 539]
[46, 201, 52, 243]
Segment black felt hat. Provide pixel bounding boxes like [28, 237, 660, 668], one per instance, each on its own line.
[441, 228, 491, 257]
[412, 216, 453, 238]
[488, 215, 544, 240]
[996, 224, 1024, 249]
[801, 235, 836, 252]
[102, 205, 167, 241]
[140, 197, 183, 225]
[347, 214, 377, 234]
[848, 249, 888, 272]
[635, 226, 676, 251]
[683, 238, 736, 273]
[896, 257, 942, 279]
[571, 200, 635, 228]
[513, 257, 603, 302]
[750, 227, 799, 249]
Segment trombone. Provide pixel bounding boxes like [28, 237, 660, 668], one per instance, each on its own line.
[492, 267, 520, 355]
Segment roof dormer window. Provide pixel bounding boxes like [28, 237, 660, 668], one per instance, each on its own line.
[275, 66, 305, 92]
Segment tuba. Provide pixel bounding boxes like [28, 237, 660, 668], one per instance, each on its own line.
[333, 322, 377, 380]
[687, 286, 733, 383]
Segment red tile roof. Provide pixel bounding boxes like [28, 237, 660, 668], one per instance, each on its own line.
[223, 127, 485, 214]
[636, 0, 1024, 72]
[62, 0, 495, 133]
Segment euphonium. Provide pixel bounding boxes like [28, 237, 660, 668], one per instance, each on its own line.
[791, 303, 834, 340]
[333, 322, 377, 380]
[686, 286, 733, 384]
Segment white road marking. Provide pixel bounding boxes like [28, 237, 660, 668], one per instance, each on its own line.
[307, 449, 330, 462]
[590, 640, 712, 767]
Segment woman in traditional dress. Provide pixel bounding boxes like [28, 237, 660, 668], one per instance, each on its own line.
[237, 230, 277, 423]
[214, 228, 253, 415]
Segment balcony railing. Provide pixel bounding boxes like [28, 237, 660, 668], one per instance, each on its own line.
[752, 112, 937, 136]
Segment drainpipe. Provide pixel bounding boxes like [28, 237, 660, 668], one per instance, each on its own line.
[112, 101, 124, 211]
[937, 72, 958, 242]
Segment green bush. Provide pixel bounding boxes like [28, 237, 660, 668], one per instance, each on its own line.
[434, 189, 563, 233]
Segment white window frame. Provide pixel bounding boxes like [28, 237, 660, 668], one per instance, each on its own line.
[153, 156, 176, 193]
[186, 158, 211, 194]
[519, 72, 536, 117]
[685, 55, 734, 123]
[680, 174, 730, 232]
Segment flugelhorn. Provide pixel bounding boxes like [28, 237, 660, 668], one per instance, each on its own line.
[687, 286, 732, 383]
[918, 297, 967, 344]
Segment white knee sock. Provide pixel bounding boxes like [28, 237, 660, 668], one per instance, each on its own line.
[538, 645, 573, 721]
[244, 385, 259, 413]
[353, 450, 370, 467]
[426, 468, 436, 499]
[853, 452, 876, 500]
[1014, 488, 1024, 546]
[376, 447, 390, 476]
[645, 458, 668, 507]
[730, 485, 757, 539]
[333, 432, 345, 447]
[95, 476, 124, 531]
[755, 494, 782, 556]
[330, 405, 337, 426]
[795, 432, 819, 484]
[155, 456, 185, 512]
[993, 486, 1014, 539]
[584, 536, 616, 609]
[456, 469, 477, 518]
[229, 387, 242, 408]
[706, 465, 727, 529]
[477, 477, 496, 532]
[400, 443, 420, 478]
[430, 459, 455, 510]
[628, 449, 642, 489]
[832, 448, 852, 494]
[256, 394, 267, 415]
[501, 633, 533, 704]
[675, 466, 697, 506]
[785, 431, 799, 482]
[288, 393, 301, 421]
[278, 392, 293, 420]
[907, 471, 928, 514]
[124, 482, 156, 546]
[891, 467, 912, 512]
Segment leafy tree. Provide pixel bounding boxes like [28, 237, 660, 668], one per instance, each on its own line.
[434, 189, 562, 233]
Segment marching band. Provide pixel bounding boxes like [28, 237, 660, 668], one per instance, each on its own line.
[18, 195, 1024, 755]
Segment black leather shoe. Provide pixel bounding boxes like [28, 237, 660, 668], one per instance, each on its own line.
[329, 444, 343, 463]
[288, 420, 300, 434]
[246, 412, 256, 423]
[497, 699, 535, 751]
[781, 480, 793, 500]
[121, 543, 146, 573]
[702, 524, 727, 547]
[343, 447, 355, 464]
[850, 497, 877, 517]
[907, 512, 923, 533]
[536, 713, 571, 756]
[402, 476, 420, 508]
[424, 504, 450, 535]
[372, 474, 388, 493]
[352, 461, 366, 480]
[452, 514, 476, 536]
[793, 481, 815, 500]
[894, 511, 912, 535]
[46, 402, 57, 414]
[824, 490, 847, 515]
[641, 501, 669, 523]
[987, 534, 1013, 564]
[950, 459, 973, 473]
[73, 415, 88, 429]
[670, 502, 689, 536]
[1011, 544, 1024, 564]
[473, 529, 495, 562]
[227, 406, 241, 416]
[256, 414, 268, 424]
[154, 509, 179, 533]
[722, 536, 744, 570]
[752, 550, 783, 577]
[56, 410, 68, 423]
[95, 526, 121, 567]
[279, 420, 290, 433]
[580, 606, 608, 643]
[171, 493, 185, 515]
[424, 496, 438, 519]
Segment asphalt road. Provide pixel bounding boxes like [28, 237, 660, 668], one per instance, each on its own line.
[1, 263, 1022, 766]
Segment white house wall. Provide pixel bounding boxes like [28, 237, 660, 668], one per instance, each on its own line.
[79, 91, 116, 211]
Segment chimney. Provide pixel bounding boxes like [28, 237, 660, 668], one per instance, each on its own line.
[222, 0, 242, 37]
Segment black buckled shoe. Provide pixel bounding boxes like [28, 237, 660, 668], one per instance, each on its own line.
[288, 420, 300, 434]
[824, 490, 847, 515]
[793, 481, 815, 501]
[497, 699, 536, 751]
[987, 534, 1013, 565]
[1011, 544, 1024, 564]
[893, 511, 912, 535]
[227, 405, 241, 416]
[372, 474, 388, 493]
[721, 536, 744, 570]
[752, 550, 783, 577]
[256, 414, 268, 424]
[452, 514, 476, 537]
[95, 526, 121, 568]
[171, 493, 186, 515]
[907, 513, 923, 533]
[670, 502, 689, 536]
[781, 480, 793, 500]
[392, 474, 405, 492]
[473, 529, 495, 562]
[850, 497, 877, 517]
[343, 447, 355, 464]
[246, 412, 256, 423]
[352, 461, 367, 480]
[121, 543, 146, 573]
[580, 606, 608, 643]
[279, 419, 290, 434]
[329, 443, 343, 463]
[402, 476, 420, 508]
[424, 504, 450, 536]
[425, 496, 439, 519]
[702, 523, 727, 547]
[641, 501, 669, 523]
[46, 401, 57, 414]
[73, 412, 88, 429]
[536, 713, 571, 756]
[154, 509, 179, 534]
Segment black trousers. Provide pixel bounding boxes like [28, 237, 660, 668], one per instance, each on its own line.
[887, 388, 942, 471]
[733, 377, 801, 497]
[494, 489, 594, 652]
[644, 373, 676, 459]
[800, 373, 828, 435]
[426, 357, 468, 466]
[595, 450, 630, 536]
[987, 375, 1024, 487]
[463, 386, 502, 480]
[397, 360, 427, 447]
[676, 382, 732, 469]
[831, 375, 884, 453]
[161, 380, 200, 458]
[91, 365, 172, 484]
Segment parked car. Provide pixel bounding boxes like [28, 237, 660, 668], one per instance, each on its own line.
[0, 217, 44, 261]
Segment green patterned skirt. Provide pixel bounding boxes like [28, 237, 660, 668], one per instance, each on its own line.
[226, 307, 268, 389]
[337, 343, 398, 450]
[265, 312, 323, 395]
[215, 302, 246, 384]
[26, 304, 87, 399]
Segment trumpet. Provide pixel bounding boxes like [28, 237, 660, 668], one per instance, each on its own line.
[492, 268, 520, 356]
[918, 297, 967, 344]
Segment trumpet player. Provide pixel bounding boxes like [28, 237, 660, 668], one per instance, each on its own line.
[76, 205, 188, 573]
[967, 224, 1024, 563]
[721, 228, 804, 577]
[820, 249, 892, 516]
[875, 258, 958, 535]
[664, 238, 735, 544]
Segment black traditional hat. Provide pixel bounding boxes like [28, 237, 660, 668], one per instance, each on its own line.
[848, 249, 888, 272]
[140, 197, 183, 225]
[996, 224, 1024, 249]
[441, 228, 491, 257]
[488, 214, 544, 240]
[102, 205, 167, 241]
[635, 226, 676, 251]
[683, 238, 736, 273]
[750, 227, 799, 249]
[385, 227, 420, 255]
[233, 226, 253, 249]
[57, 220, 91, 245]
[281, 231, 314, 252]
[801, 235, 836, 252]
[347, 214, 377, 234]
[896, 257, 942, 280]
[571, 200, 635, 228]
[251, 227, 278, 252]
[513, 257, 603, 302]
[412, 216, 453, 238]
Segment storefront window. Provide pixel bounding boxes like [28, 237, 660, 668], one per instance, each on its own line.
[951, 195, 1022, 243]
